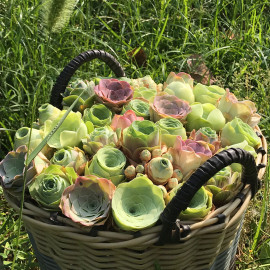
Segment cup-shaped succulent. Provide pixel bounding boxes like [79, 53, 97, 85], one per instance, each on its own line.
[44, 110, 88, 149]
[94, 78, 133, 113]
[38, 103, 61, 125]
[156, 117, 187, 147]
[82, 126, 119, 156]
[166, 184, 212, 220]
[220, 118, 261, 148]
[60, 175, 116, 227]
[122, 120, 161, 163]
[217, 89, 261, 127]
[186, 103, 226, 132]
[122, 99, 150, 119]
[28, 165, 76, 211]
[50, 147, 88, 175]
[163, 72, 194, 104]
[150, 95, 191, 123]
[145, 157, 173, 185]
[0, 145, 37, 197]
[83, 103, 112, 127]
[193, 84, 225, 105]
[85, 147, 126, 186]
[112, 176, 165, 231]
[14, 127, 43, 153]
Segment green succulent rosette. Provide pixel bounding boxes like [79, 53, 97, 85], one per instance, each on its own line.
[122, 99, 150, 119]
[82, 126, 120, 156]
[122, 120, 161, 163]
[85, 147, 126, 186]
[220, 117, 260, 148]
[38, 103, 61, 125]
[29, 165, 76, 211]
[156, 117, 187, 147]
[44, 110, 88, 149]
[186, 103, 226, 132]
[83, 103, 112, 127]
[193, 84, 225, 105]
[112, 175, 165, 231]
[60, 175, 116, 227]
[51, 147, 88, 175]
[133, 87, 157, 103]
[166, 184, 212, 220]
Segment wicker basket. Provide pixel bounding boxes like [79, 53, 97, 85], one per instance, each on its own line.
[5, 50, 268, 270]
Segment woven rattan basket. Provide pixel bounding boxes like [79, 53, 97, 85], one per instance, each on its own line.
[4, 50, 268, 270]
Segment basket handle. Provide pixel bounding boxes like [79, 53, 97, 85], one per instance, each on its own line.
[50, 50, 126, 109]
[158, 147, 259, 244]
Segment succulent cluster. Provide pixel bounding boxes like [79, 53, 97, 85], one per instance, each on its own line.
[0, 72, 261, 232]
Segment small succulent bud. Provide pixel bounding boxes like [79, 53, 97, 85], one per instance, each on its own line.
[152, 149, 162, 158]
[136, 164, 145, 174]
[161, 152, 173, 163]
[167, 178, 178, 190]
[139, 149, 151, 162]
[136, 173, 145, 177]
[125, 165, 136, 179]
[158, 185, 168, 199]
[172, 169, 183, 182]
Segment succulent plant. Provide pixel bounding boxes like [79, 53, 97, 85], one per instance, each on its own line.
[150, 95, 191, 123]
[94, 78, 133, 113]
[44, 110, 88, 149]
[193, 84, 225, 105]
[186, 103, 226, 132]
[112, 175, 165, 231]
[122, 99, 150, 119]
[156, 117, 187, 147]
[50, 147, 88, 175]
[0, 145, 37, 197]
[220, 117, 261, 148]
[38, 103, 61, 125]
[82, 126, 120, 156]
[28, 165, 76, 210]
[217, 89, 261, 127]
[85, 147, 126, 186]
[60, 175, 116, 227]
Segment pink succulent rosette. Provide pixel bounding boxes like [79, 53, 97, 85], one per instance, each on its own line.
[94, 79, 133, 113]
[168, 136, 212, 179]
[217, 89, 261, 127]
[60, 175, 116, 227]
[111, 110, 144, 131]
[150, 95, 191, 122]
[163, 72, 194, 89]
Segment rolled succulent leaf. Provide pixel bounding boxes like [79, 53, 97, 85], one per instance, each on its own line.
[122, 99, 150, 119]
[217, 89, 261, 127]
[112, 175, 165, 231]
[220, 117, 261, 148]
[83, 103, 112, 127]
[111, 110, 144, 132]
[193, 83, 225, 105]
[186, 103, 226, 132]
[122, 120, 161, 163]
[44, 110, 88, 149]
[38, 103, 61, 125]
[14, 127, 43, 153]
[82, 126, 120, 156]
[60, 175, 116, 227]
[94, 78, 133, 113]
[150, 95, 191, 123]
[145, 157, 173, 185]
[163, 73, 194, 104]
[28, 165, 76, 211]
[51, 147, 87, 175]
[166, 184, 212, 220]
[85, 147, 126, 186]
[168, 136, 212, 178]
[156, 117, 187, 147]
[0, 145, 37, 197]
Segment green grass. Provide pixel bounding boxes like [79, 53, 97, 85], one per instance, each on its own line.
[0, 0, 269, 269]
